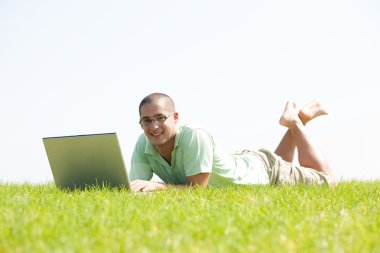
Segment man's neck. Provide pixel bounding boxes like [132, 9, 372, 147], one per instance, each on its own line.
[155, 138, 175, 165]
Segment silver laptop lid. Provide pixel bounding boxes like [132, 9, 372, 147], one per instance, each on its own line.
[43, 133, 130, 190]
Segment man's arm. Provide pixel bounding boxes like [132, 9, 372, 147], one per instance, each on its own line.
[186, 172, 210, 186]
[130, 135, 154, 181]
[131, 172, 210, 192]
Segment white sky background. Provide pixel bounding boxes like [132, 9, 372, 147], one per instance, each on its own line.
[1, 0, 379, 183]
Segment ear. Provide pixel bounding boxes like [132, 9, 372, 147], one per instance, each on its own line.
[173, 112, 179, 123]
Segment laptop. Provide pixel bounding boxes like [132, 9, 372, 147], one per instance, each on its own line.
[43, 133, 131, 190]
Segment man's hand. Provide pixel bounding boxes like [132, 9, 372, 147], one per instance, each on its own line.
[131, 173, 210, 192]
[131, 180, 168, 192]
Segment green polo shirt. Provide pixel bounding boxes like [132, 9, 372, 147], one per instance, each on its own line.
[130, 124, 269, 187]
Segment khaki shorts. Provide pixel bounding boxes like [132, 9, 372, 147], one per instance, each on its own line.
[237, 149, 335, 186]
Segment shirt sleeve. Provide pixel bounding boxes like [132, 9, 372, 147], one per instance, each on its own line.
[181, 128, 214, 177]
[129, 135, 153, 181]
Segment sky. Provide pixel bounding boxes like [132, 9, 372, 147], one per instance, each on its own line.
[1, 0, 379, 183]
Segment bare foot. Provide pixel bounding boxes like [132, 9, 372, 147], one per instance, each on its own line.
[279, 101, 302, 128]
[298, 100, 328, 125]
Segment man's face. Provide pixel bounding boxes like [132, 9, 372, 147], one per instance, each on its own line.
[139, 98, 178, 149]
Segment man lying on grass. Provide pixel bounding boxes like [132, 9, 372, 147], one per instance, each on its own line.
[130, 93, 336, 192]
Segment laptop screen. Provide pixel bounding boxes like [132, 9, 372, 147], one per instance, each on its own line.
[43, 133, 130, 190]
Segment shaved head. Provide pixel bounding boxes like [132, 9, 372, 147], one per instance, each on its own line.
[139, 93, 175, 115]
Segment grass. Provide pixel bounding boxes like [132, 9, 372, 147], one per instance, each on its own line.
[0, 181, 379, 253]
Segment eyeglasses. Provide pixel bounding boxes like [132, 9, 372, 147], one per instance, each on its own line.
[139, 112, 174, 127]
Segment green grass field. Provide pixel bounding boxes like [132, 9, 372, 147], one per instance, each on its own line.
[1, 181, 379, 253]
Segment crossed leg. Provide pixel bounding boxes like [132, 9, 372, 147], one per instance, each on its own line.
[274, 100, 331, 174]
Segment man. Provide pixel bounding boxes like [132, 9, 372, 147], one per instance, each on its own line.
[130, 93, 336, 192]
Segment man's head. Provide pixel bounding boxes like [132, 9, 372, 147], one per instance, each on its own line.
[138, 93, 178, 150]
[139, 93, 175, 116]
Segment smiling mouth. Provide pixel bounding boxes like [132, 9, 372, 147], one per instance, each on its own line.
[151, 132, 162, 137]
